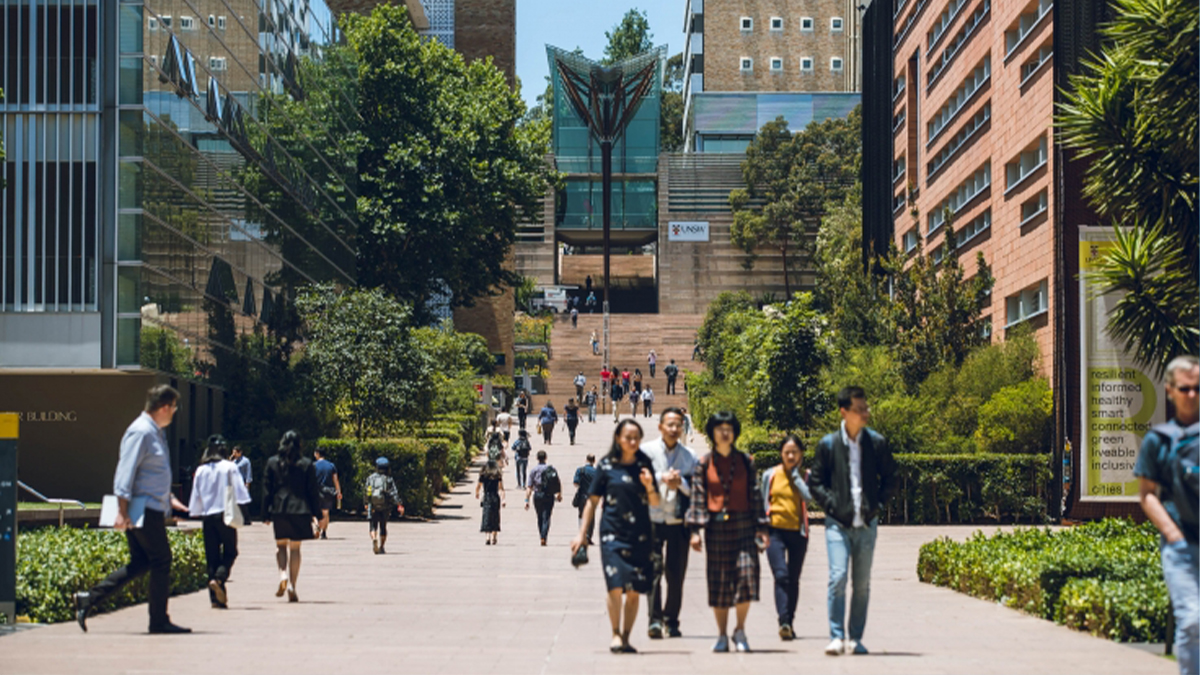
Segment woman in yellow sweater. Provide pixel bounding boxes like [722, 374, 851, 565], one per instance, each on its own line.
[758, 434, 814, 641]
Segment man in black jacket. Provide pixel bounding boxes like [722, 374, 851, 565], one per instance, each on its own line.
[807, 386, 897, 657]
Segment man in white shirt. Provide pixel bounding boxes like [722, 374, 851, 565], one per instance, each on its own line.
[496, 410, 513, 442]
[641, 407, 698, 639]
[574, 372, 587, 401]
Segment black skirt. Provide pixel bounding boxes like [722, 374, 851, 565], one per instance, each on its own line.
[481, 493, 501, 532]
[271, 513, 315, 541]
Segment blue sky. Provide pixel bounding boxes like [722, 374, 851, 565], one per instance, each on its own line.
[515, 0, 685, 108]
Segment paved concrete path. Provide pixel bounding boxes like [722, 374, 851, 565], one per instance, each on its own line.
[0, 415, 1175, 674]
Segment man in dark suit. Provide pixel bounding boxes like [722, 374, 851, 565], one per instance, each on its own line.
[807, 386, 896, 657]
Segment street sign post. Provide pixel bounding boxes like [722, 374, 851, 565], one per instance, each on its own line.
[0, 413, 17, 624]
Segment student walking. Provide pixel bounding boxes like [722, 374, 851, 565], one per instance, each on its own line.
[629, 390, 640, 418]
[312, 447, 341, 540]
[526, 451, 563, 546]
[686, 411, 768, 653]
[571, 306, 579, 328]
[232, 444, 253, 524]
[262, 431, 323, 602]
[1135, 356, 1199, 675]
[591, 330, 600, 356]
[808, 386, 898, 656]
[600, 366, 612, 390]
[664, 359, 680, 395]
[585, 386, 599, 423]
[516, 391, 530, 431]
[586, 274, 593, 296]
[761, 435, 813, 640]
[633, 368, 644, 395]
[512, 430, 533, 489]
[642, 387, 655, 418]
[538, 402, 558, 445]
[571, 420, 661, 653]
[496, 410, 514, 442]
[476, 459, 506, 546]
[565, 398, 581, 445]
[365, 457, 403, 554]
[612, 381, 625, 423]
[574, 372, 588, 400]
[642, 408, 697, 639]
[572, 454, 597, 544]
[648, 350, 657, 378]
[487, 424, 508, 467]
[621, 368, 631, 391]
[75, 385, 191, 634]
[187, 435, 251, 609]
[586, 291, 597, 313]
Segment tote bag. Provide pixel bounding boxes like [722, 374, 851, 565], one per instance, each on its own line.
[223, 466, 245, 528]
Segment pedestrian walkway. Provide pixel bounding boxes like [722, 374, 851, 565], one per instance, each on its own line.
[0, 415, 1175, 674]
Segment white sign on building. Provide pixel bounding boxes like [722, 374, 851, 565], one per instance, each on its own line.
[668, 221, 710, 242]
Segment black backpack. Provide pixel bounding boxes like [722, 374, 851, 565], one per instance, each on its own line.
[539, 465, 562, 496]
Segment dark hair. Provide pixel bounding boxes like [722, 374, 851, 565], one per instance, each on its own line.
[659, 407, 685, 424]
[705, 411, 742, 445]
[608, 419, 645, 460]
[480, 459, 502, 482]
[277, 430, 302, 467]
[586, 454, 596, 463]
[778, 433, 804, 454]
[537, 450, 548, 462]
[200, 434, 229, 464]
[144, 384, 179, 412]
[837, 386, 867, 410]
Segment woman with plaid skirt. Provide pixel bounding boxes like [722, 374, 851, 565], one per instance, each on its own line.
[686, 411, 770, 653]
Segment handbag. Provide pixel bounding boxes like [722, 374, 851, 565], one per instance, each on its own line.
[223, 466, 245, 529]
[571, 543, 589, 568]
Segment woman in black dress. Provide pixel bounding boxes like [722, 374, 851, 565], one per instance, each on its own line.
[261, 431, 322, 602]
[475, 459, 506, 545]
[571, 419, 661, 654]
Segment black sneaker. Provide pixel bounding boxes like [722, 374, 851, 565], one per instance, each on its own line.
[647, 622, 664, 639]
[320, 531, 327, 540]
[148, 622, 192, 634]
[667, 625, 683, 638]
[73, 592, 91, 632]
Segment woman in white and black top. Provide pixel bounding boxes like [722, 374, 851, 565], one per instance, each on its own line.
[188, 435, 251, 608]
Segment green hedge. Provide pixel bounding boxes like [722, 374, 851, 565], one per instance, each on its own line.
[13, 527, 206, 624]
[316, 438, 435, 517]
[752, 450, 1050, 524]
[917, 519, 1167, 642]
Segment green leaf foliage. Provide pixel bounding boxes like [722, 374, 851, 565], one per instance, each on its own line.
[15, 528, 205, 624]
[918, 519, 1168, 642]
[602, 9, 654, 65]
[974, 379, 1053, 454]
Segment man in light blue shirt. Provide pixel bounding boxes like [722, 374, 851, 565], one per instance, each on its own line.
[75, 385, 191, 634]
[642, 407, 698, 639]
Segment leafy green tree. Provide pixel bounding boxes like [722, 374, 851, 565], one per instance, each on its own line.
[753, 294, 833, 430]
[297, 285, 435, 440]
[1058, 0, 1198, 375]
[660, 53, 685, 152]
[139, 325, 193, 375]
[345, 5, 550, 318]
[813, 187, 892, 348]
[413, 321, 493, 417]
[974, 378, 1053, 454]
[603, 9, 653, 64]
[696, 290, 756, 380]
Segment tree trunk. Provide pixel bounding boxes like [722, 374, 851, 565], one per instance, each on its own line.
[780, 238, 792, 298]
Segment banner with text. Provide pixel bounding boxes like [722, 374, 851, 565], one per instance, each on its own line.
[1078, 227, 1165, 501]
[668, 221, 709, 242]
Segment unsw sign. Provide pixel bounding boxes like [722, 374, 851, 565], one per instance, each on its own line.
[668, 221, 709, 242]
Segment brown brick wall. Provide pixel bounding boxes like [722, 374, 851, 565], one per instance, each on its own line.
[703, 0, 852, 92]
[455, 0, 516, 84]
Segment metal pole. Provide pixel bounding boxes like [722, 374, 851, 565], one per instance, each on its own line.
[602, 140, 612, 382]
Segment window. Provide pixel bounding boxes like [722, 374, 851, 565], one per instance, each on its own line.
[1006, 280, 1048, 327]
[927, 0, 990, 88]
[217, 15, 227, 30]
[1020, 190, 1048, 225]
[1021, 43, 1053, 84]
[831, 17, 844, 31]
[893, 74, 907, 101]
[894, 109, 907, 133]
[1005, 135, 1047, 191]
[894, 192, 907, 213]
[927, 102, 990, 179]
[770, 57, 783, 71]
[160, 15, 172, 28]
[800, 57, 814, 72]
[148, 16, 159, 30]
[740, 57, 753, 72]
[904, 229, 920, 253]
[927, 0, 967, 52]
[927, 56, 990, 144]
[800, 17, 814, 31]
[928, 163, 991, 233]
[770, 17, 783, 30]
[1006, 0, 1053, 58]
[831, 57, 844, 72]
[209, 56, 227, 71]
[894, 156, 907, 183]
[958, 208, 991, 245]
[179, 15, 195, 30]
[741, 16, 753, 31]
[208, 14, 216, 27]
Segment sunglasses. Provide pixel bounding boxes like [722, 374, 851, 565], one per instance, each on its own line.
[1174, 386, 1200, 395]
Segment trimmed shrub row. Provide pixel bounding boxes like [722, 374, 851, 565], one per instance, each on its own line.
[13, 527, 206, 624]
[917, 519, 1168, 642]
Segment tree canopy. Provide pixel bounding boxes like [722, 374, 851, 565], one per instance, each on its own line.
[603, 9, 654, 64]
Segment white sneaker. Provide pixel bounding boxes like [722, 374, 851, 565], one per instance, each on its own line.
[713, 634, 729, 652]
[732, 628, 750, 652]
[847, 639, 869, 655]
[825, 638, 844, 656]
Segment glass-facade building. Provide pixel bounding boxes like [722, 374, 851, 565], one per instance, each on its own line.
[1, 0, 358, 372]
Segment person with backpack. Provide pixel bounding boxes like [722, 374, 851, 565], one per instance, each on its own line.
[664, 359, 680, 395]
[612, 380, 625, 423]
[525, 450, 562, 546]
[538, 402, 558, 445]
[564, 398, 581, 445]
[574, 372, 588, 401]
[365, 457, 403, 555]
[591, 331, 600, 356]
[512, 430, 533, 489]
[487, 424, 508, 467]
[186, 435, 250, 609]
[585, 386, 599, 423]
[1135, 356, 1199, 675]
[572, 454, 597, 544]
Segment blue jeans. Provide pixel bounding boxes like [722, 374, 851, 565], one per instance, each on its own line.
[825, 518, 877, 640]
[515, 458, 528, 489]
[1162, 539, 1199, 675]
[766, 527, 808, 626]
[588, 404, 596, 422]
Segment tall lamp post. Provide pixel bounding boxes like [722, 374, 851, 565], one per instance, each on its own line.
[548, 46, 666, 403]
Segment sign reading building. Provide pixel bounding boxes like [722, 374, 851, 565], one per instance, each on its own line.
[668, 221, 710, 242]
[1078, 227, 1166, 501]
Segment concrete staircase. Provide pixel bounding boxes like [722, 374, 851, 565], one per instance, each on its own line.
[530, 312, 705, 415]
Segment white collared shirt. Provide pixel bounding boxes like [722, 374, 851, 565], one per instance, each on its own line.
[188, 459, 251, 517]
[841, 421, 866, 528]
[641, 437, 697, 525]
